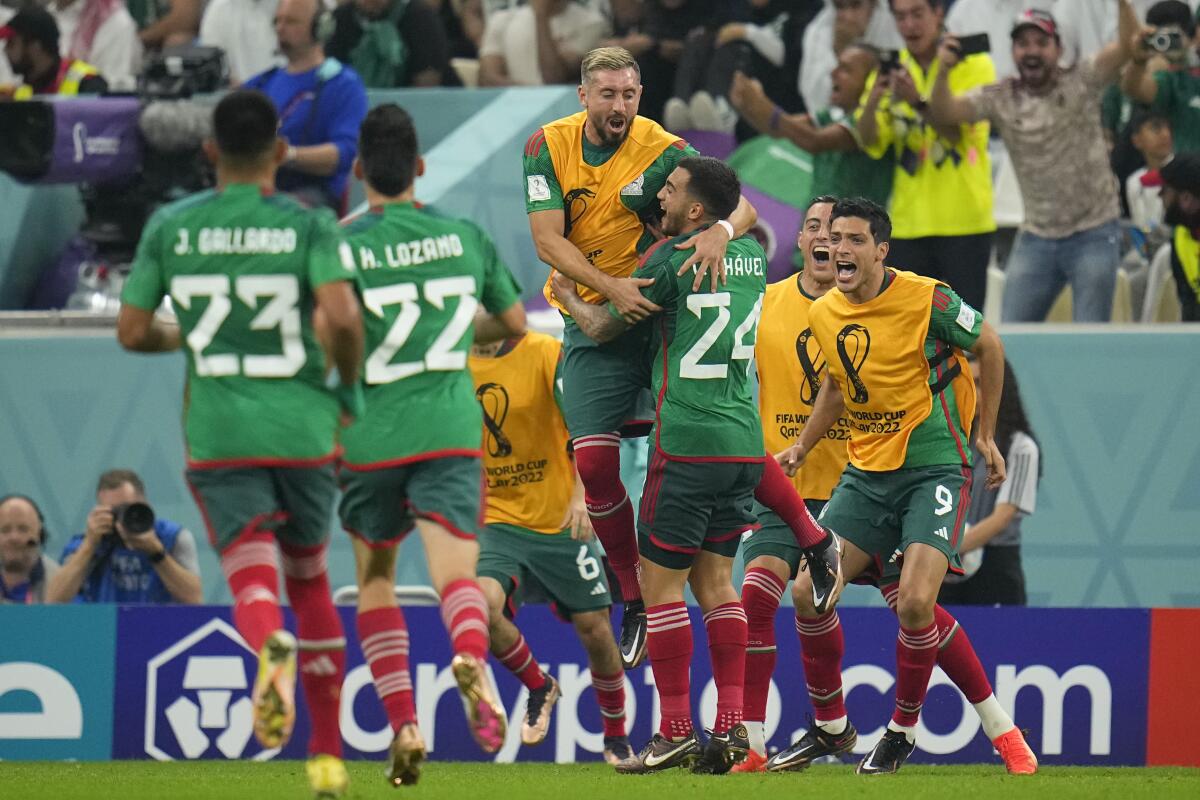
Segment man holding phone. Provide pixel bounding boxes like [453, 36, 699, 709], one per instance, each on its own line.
[928, 2, 1140, 323]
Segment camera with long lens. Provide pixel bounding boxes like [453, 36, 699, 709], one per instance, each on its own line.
[111, 502, 155, 536]
[1144, 27, 1185, 55]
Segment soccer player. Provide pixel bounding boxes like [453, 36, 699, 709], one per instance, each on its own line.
[553, 157, 764, 774]
[469, 331, 632, 765]
[336, 104, 527, 786]
[525, 44, 832, 669]
[777, 197, 1015, 775]
[734, 196, 1036, 774]
[117, 89, 364, 798]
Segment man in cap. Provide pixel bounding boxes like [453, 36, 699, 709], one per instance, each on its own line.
[1, 6, 106, 99]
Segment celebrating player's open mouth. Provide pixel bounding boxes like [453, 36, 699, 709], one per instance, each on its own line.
[606, 113, 628, 137]
[835, 259, 858, 284]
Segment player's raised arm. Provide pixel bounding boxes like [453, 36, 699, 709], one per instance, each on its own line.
[779, 374, 845, 477]
[969, 320, 1006, 489]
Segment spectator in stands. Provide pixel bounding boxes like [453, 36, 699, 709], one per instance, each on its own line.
[939, 357, 1039, 606]
[729, 43, 894, 205]
[856, 0, 995, 310]
[478, 0, 610, 86]
[0, 494, 59, 605]
[1160, 151, 1200, 320]
[1127, 108, 1173, 238]
[47, 469, 202, 604]
[199, 0, 281, 85]
[664, 0, 819, 133]
[944, 0, 1026, 80]
[1058, 0, 1190, 66]
[799, 0, 902, 113]
[0, 3, 13, 88]
[326, 0, 453, 87]
[244, 0, 368, 211]
[46, 0, 142, 88]
[929, 5, 1138, 323]
[432, 0, 485, 60]
[132, 0, 203, 50]
[0, 6, 107, 98]
[1122, 1, 1200, 153]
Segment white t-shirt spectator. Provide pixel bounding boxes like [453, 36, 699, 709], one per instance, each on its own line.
[50, 0, 143, 88]
[0, 6, 14, 88]
[799, 0, 901, 113]
[479, 3, 610, 86]
[1127, 167, 1166, 234]
[200, 0, 281, 85]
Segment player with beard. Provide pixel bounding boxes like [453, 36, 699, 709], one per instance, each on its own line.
[732, 196, 1035, 775]
[1160, 152, 1200, 321]
[777, 197, 1010, 774]
[927, 3, 1138, 323]
[524, 46, 837, 669]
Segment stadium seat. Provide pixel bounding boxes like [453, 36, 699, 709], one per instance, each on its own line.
[332, 585, 442, 606]
[985, 264, 1006, 325]
[1141, 243, 1182, 323]
[1111, 268, 1134, 323]
[1046, 284, 1072, 322]
[451, 58, 480, 88]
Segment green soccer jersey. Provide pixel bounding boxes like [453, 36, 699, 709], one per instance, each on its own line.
[903, 282, 982, 469]
[612, 228, 767, 461]
[339, 202, 522, 467]
[121, 183, 357, 466]
[523, 125, 700, 254]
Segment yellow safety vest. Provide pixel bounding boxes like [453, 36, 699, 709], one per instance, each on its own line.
[13, 59, 101, 100]
[1173, 225, 1200, 301]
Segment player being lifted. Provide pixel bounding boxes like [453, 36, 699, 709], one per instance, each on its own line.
[335, 104, 526, 786]
[118, 89, 363, 798]
[469, 331, 632, 765]
[555, 157, 763, 774]
[733, 196, 1036, 774]
[526, 45, 836, 669]
[777, 197, 1020, 774]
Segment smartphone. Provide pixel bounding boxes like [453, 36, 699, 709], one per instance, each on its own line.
[953, 33, 991, 57]
[879, 49, 901, 74]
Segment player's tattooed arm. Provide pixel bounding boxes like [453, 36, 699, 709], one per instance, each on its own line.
[117, 305, 182, 353]
[969, 320, 1007, 489]
[779, 372, 845, 477]
[675, 194, 759, 291]
[550, 271, 631, 343]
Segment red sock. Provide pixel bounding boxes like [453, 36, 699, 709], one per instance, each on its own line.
[934, 607, 993, 704]
[441, 579, 490, 660]
[281, 542, 345, 757]
[879, 585, 994, 705]
[591, 671, 627, 737]
[357, 607, 415, 733]
[795, 611, 846, 722]
[894, 621, 940, 727]
[574, 434, 641, 602]
[495, 634, 547, 691]
[221, 530, 282, 653]
[741, 568, 785, 723]
[704, 602, 748, 734]
[646, 602, 693, 739]
[754, 458, 826, 548]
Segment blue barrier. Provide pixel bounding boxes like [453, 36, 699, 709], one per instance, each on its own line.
[0, 605, 1147, 765]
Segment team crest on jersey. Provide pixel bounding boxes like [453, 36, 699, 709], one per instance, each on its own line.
[620, 174, 645, 197]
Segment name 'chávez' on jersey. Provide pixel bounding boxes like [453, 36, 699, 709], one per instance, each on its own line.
[121, 184, 358, 467]
[339, 202, 522, 469]
[611, 227, 768, 461]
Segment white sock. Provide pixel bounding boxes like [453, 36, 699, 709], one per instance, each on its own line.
[817, 716, 848, 736]
[973, 694, 1016, 741]
[886, 721, 916, 744]
[744, 720, 766, 756]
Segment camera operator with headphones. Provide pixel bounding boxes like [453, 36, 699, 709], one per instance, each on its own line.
[243, 0, 368, 213]
[0, 494, 60, 604]
[46, 469, 202, 604]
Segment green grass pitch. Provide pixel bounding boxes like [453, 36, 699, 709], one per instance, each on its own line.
[5, 762, 1199, 800]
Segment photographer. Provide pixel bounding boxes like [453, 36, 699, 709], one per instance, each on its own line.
[1121, 0, 1200, 153]
[46, 469, 202, 604]
[928, 3, 1138, 323]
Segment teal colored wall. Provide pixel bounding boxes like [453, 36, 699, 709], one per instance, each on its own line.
[0, 87, 580, 308]
[1, 331, 1197, 607]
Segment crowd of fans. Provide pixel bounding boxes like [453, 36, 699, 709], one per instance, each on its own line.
[2, 0, 1200, 322]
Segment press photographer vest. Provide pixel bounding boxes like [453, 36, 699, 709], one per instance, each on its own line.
[539, 111, 680, 309]
[14, 59, 100, 100]
[755, 276, 851, 501]
[1173, 225, 1200, 303]
[469, 333, 574, 534]
[808, 270, 975, 472]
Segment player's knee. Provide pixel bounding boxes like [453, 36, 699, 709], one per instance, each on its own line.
[572, 438, 623, 497]
[895, 588, 937, 629]
[573, 610, 616, 650]
[357, 575, 397, 611]
[791, 571, 819, 617]
[477, 577, 508, 620]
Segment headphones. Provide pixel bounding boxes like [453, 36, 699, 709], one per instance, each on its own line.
[311, 0, 336, 45]
[0, 493, 49, 545]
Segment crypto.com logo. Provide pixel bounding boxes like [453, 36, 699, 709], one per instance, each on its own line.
[144, 618, 278, 762]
